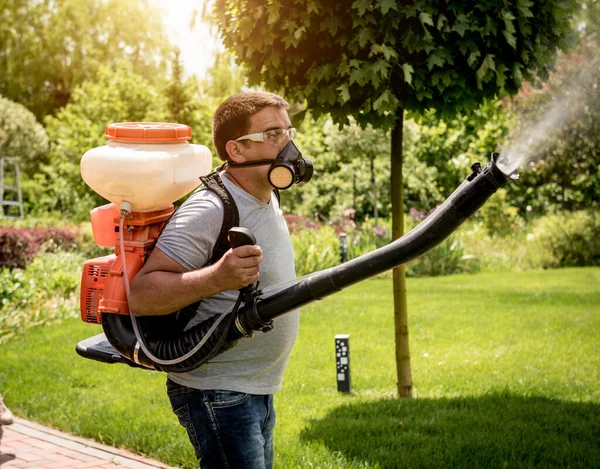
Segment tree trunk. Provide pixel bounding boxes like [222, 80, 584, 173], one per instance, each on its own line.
[370, 153, 378, 225]
[391, 108, 412, 398]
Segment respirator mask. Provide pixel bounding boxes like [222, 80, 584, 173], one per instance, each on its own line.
[228, 140, 314, 190]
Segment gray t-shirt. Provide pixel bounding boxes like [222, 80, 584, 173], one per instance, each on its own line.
[156, 173, 299, 395]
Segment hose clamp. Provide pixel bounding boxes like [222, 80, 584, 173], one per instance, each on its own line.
[235, 317, 254, 338]
[252, 299, 273, 333]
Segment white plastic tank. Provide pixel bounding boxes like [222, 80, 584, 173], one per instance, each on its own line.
[80, 122, 213, 212]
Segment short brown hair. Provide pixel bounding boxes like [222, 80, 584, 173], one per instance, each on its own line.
[212, 91, 289, 161]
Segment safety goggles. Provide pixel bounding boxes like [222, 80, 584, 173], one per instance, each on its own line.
[235, 127, 296, 145]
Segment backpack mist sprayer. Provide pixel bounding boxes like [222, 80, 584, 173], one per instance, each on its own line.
[78, 123, 212, 366]
[76, 122, 519, 372]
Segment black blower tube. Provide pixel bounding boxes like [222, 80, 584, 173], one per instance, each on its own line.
[230, 152, 517, 339]
[102, 153, 518, 372]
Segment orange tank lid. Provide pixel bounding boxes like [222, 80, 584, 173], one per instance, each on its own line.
[105, 122, 192, 143]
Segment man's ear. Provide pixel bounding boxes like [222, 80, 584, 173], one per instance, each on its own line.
[225, 140, 246, 163]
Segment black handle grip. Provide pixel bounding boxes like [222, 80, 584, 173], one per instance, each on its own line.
[228, 228, 258, 296]
[228, 227, 256, 249]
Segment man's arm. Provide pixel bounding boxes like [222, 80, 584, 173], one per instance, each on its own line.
[129, 245, 263, 316]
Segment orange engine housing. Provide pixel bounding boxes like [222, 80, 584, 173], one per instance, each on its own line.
[80, 254, 115, 324]
[79, 206, 174, 325]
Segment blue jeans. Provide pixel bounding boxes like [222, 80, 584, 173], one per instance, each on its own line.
[166, 379, 276, 469]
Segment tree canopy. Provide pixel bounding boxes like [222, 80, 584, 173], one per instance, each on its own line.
[0, 0, 172, 120]
[214, 0, 578, 128]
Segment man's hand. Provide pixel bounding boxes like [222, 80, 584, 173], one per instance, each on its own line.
[214, 245, 263, 291]
[130, 245, 263, 317]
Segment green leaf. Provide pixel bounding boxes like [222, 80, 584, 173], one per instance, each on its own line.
[517, 0, 534, 18]
[307, 1, 321, 15]
[501, 9, 517, 23]
[370, 69, 381, 88]
[372, 60, 390, 79]
[401, 63, 414, 85]
[294, 26, 306, 41]
[452, 14, 470, 37]
[320, 87, 336, 105]
[381, 45, 398, 61]
[265, 3, 281, 25]
[352, 0, 372, 16]
[503, 31, 517, 49]
[337, 84, 351, 103]
[403, 5, 418, 18]
[436, 13, 448, 31]
[427, 51, 447, 71]
[377, 0, 398, 15]
[484, 15, 498, 36]
[467, 50, 481, 68]
[502, 8, 516, 34]
[416, 88, 433, 102]
[476, 54, 496, 88]
[432, 70, 454, 91]
[401, 30, 422, 54]
[372, 90, 390, 112]
[337, 59, 351, 76]
[316, 64, 333, 82]
[420, 12, 434, 28]
[349, 68, 366, 86]
[495, 63, 508, 89]
[357, 28, 375, 48]
[483, 54, 496, 72]
[512, 62, 523, 83]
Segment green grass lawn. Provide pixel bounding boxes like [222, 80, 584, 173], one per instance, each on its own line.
[0, 268, 598, 468]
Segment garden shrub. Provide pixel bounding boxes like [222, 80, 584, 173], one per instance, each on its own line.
[0, 251, 82, 344]
[346, 218, 392, 260]
[291, 217, 395, 277]
[284, 214, 323, 233]
[0, 229, 38, 269]
[402, 209, 481, 277]
[406, 236, 481, 277]
[0, 95, 49, 176]
[292, 225, 340, 277]
[0, 227, 79, 269]
[456, 219, 532, 273]
[290, 215, 483, 278]
[529, 210, 600, 268]
[478, 190, 525, 237]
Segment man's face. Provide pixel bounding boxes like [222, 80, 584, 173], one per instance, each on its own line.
[240, 106, 293, 162]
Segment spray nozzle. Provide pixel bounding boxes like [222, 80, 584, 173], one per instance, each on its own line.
[491, 152, 520, 180]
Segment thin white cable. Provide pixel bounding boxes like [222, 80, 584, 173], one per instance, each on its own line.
[119, 212, 230, 366]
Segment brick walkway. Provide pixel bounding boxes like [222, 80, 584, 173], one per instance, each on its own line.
[0, 418, 179, 469]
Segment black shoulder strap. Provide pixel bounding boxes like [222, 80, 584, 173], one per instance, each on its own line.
[198, 171, 240, 266]
[173, 171, 239, 328]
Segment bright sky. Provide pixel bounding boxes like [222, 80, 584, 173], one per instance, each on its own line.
[153, 0, 223, 78]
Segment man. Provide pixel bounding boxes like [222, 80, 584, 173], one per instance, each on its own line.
[130, 91, 301, 468]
